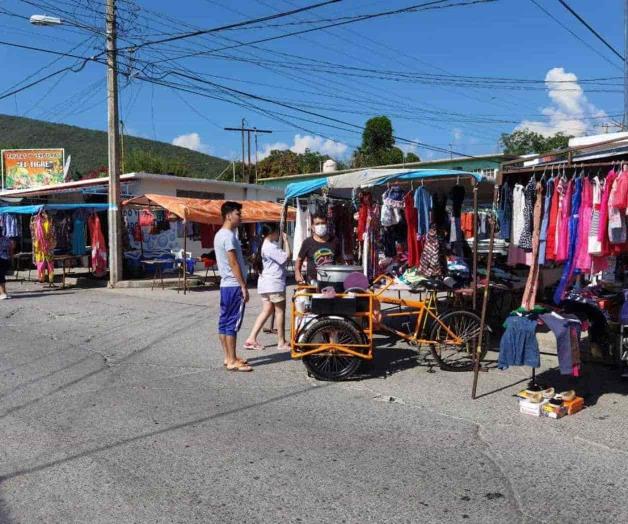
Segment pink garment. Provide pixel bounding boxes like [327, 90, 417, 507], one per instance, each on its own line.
[609, 169, 628, 209]
[598, 170, 617, 252]
[555, 178, 573, 261]
[575, 177, 593, 272]
[88, 214, 108, 277]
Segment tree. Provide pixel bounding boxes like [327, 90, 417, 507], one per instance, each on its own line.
[352, 116, 419, 167]
[500, 129, 572, 155]
[256, 148, 347, 178]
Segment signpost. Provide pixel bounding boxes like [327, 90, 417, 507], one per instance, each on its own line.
[1, 148, 65, 190]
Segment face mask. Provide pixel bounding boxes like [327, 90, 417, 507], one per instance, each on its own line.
[313, 224, 328, 237]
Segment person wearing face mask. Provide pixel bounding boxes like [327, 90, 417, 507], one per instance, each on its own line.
[294, 212, 341, 285]
[244, 223, 291, 351]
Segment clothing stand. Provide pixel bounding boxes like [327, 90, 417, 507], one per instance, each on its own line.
[471, 183, 499, 399]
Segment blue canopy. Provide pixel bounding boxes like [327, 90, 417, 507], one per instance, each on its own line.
[0, 203, 110, 214]
[284, 168, 484, 199]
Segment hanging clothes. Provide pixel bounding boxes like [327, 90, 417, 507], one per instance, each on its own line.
[518, 177, 535, 250]
[608, 172, 627, 247]
[545, 177, 562, 262]
[404, 191, 421, 267]
[381, 185, 405, 227]
[521, 181, 544, 311]
[555, 178, 573, 262]
[588, 176, 603, 256]
[357, 192, 373, 239]
[553, 177, 582, 304]
[540, 312, 582, 376]
[200, 224, 219, 249]
[538, 177, 553, 266]
[88, 213, 108, 277]
[30, 212, 56, 283]
[71, 212, 87, 256]
[574, 177, 593, 272]
[431, 192, 449, 233]
[498, 182, 512, 241]
[0, 213, 20, 238]
[418, 226, 446, 278]
[413, 186, 432, 237]
[596, 169, 617, 261]
[497, 316, 540, 370]
[292, 199, 309, 262]
[511, 184, 525, 246]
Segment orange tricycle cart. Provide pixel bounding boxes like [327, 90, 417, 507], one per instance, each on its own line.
[290, 275, 490, 381]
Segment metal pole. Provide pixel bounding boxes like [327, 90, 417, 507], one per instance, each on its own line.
[232, 160, 236, 182]
[625, 0, 628, 129]
[247, 130, 252, 184]
[183, 219, 187, 295]
[472, 182, 479, 310]
[241, 118, 245, 182]
[254, 129, 259, 184]
[472, 183, 499, 399]
[107, 0, 122, 287]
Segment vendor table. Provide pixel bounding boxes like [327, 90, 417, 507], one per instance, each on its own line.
[13, 252, 33, 282]
[53, 254, 84, 289]
[142, 259, 169, 290]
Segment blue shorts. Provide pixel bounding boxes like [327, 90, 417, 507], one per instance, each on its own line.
[218, 286, 245, 337]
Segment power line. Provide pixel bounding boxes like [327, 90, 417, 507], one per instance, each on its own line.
[556, 0, 624, 61]
[118, 0, 341, 52]
[528, 0, 622, 70]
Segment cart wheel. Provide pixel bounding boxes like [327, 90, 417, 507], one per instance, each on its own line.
[429, 310, 489, 372]
[301, 318, 364, 381]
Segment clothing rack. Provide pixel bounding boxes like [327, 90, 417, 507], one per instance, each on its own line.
[501, 159, 628, 175]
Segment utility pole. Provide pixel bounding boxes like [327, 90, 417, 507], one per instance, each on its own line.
[224, 122, 272, 184]
[624, 0, 628, 129]
[106, 0, 122, 287]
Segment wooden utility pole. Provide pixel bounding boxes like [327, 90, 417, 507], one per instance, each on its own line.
[107, 0, 122, 286]
[224, 122, 272, 183]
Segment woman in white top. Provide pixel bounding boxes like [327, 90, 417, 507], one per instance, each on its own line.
[244, 223, 291, 351]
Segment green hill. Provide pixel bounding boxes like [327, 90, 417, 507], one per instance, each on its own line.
[0, 114, 230, 179]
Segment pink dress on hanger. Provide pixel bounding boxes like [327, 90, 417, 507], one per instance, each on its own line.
[555, 178, 573, 262]
[574, 177, 593, 272]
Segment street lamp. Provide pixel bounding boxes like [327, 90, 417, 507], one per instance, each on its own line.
[30, 2, 122, 287]
[29, 15, 63, 26]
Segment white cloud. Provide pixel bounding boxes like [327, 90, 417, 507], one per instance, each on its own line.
[258, 134, 349, 160]
[172, 132, 212, 154]
[452, 128, 464, 141]
[518, 67, 607, 137]
[398, 138, 421, 154]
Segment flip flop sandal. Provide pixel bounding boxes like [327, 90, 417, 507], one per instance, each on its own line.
[243, 341, 263, 350]
[226, 362, 253, 372]
[224, 358, 248, 367]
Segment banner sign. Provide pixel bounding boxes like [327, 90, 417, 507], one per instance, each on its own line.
[1, 148, 65, 190]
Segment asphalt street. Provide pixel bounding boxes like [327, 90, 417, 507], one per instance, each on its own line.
[1, 283, 627, 523]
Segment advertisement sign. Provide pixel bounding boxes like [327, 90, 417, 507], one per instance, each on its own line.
[1, 148, 65, 190]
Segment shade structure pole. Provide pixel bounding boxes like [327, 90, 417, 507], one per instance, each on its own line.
[472, 182, 479, 310]
[472, 182, 499, 399]
[183, 219, 187, 295]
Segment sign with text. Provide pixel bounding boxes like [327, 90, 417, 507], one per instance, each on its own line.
[1, 148, 65, 190]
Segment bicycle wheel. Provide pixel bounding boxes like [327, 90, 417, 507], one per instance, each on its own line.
[301, 318, 364, 381]
[429, 310, 489, 372]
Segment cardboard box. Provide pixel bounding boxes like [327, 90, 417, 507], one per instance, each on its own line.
[543, 403, 567, 419]
[519, 398, 548, 417]
[563, 396, 584, 416]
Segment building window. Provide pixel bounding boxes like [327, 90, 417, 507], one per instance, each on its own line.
[176, 190, 224, 200]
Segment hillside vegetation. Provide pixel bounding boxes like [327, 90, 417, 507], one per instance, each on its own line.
[0, 114, 229, 179]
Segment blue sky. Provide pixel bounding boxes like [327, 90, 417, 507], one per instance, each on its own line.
[0, 0, 624, 163]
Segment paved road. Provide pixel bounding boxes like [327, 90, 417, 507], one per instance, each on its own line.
[1, 284, 627, 523]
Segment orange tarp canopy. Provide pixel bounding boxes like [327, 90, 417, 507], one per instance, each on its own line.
[122, 193, 295, 225]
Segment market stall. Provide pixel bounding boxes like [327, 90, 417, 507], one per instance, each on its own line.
[122, 194, 295, 293]
[0, 203, 109, 286]
[283, 168, 504, 379]
[471, 142, 627, 401]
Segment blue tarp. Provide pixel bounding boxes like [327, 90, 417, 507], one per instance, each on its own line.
[0, 203, 110, 214]
[284, 168, 484, 199]
[284, 178, 328, 200]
